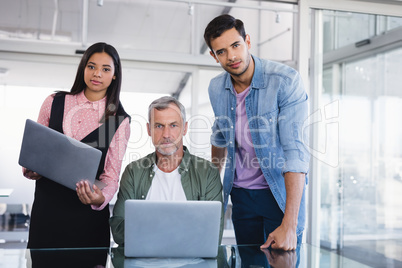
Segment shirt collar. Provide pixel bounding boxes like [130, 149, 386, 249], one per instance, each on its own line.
[76, 91, 107, 112]
[224, 55, 265, 92]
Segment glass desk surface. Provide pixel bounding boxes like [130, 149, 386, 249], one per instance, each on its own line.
[0, 243, 375, 268]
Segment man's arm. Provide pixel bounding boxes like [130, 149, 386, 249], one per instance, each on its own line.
[109, 165, 135, 245]
[211, 145, 227, 173]
[262, 69, 309, 251]
[261, 172, 305, 250]
[204, 162, 224, 244]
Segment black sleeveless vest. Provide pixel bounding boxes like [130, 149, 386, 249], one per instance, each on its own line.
[27, 92, 130, 249]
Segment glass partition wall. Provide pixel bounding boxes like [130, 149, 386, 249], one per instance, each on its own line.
[311, 9, 402, 266]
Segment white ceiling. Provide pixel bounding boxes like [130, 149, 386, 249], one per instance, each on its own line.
[0, 0, 402, 95]
[0, 0, 251, 94]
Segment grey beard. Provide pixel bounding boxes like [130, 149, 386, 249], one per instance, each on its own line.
[156, 145, 178, 156]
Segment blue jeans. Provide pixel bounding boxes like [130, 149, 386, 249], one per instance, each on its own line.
[231, 187, 303, 245]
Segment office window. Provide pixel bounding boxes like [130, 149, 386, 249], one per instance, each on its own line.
[318, 10, 402, 264]
[322, 10, 402, 52]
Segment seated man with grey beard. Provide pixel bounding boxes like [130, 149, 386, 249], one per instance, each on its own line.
[110, 96, 223, 245]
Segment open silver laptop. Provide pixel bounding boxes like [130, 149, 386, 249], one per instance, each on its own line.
[18, 119, 104, 191]
[124, 200, 221, 258]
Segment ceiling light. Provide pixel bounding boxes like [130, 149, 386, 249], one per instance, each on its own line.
[188, 3, 194, 15]
[275, 13, 281, 23]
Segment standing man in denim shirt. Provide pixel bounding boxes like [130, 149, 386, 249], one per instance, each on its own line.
[204, 14, 310, 251]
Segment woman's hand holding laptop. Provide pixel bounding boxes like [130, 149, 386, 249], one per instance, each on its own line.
[22, 167, 42, 180]
[76, 180, 105, 206]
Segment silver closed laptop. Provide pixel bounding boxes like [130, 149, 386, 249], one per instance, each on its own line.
[124, 200, 222, 258]
[18, 119, 103, 191]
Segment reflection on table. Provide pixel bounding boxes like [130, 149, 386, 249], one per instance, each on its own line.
[111, 244, 300, 268]
[0, 243, 374, 268]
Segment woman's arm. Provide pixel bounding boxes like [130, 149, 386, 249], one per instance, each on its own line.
[87, 117, 131, 210]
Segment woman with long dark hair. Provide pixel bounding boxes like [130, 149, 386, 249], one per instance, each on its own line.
[22, 42, 131, 249]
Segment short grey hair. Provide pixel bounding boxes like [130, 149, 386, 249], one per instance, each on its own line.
[148, 96, 186, 124]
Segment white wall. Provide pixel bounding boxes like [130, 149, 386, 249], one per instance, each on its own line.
[0, 86, 55, 204]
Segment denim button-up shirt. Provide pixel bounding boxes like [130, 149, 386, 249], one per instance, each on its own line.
[208, 55, 310, 235]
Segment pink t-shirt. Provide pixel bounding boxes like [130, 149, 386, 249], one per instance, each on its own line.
[37, 91, 131, 210]
[233, 87, 269, 189]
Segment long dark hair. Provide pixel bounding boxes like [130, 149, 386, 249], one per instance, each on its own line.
[68, 42, 122, 121]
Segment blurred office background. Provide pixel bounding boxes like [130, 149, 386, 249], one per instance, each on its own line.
[0, 0, 402, 266]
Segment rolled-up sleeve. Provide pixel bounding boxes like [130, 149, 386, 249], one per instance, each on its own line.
[278, 72, 310, 175]
[208, 75, 233, 149]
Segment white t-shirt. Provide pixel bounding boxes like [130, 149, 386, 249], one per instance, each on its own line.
[145, 165, 187, 201]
